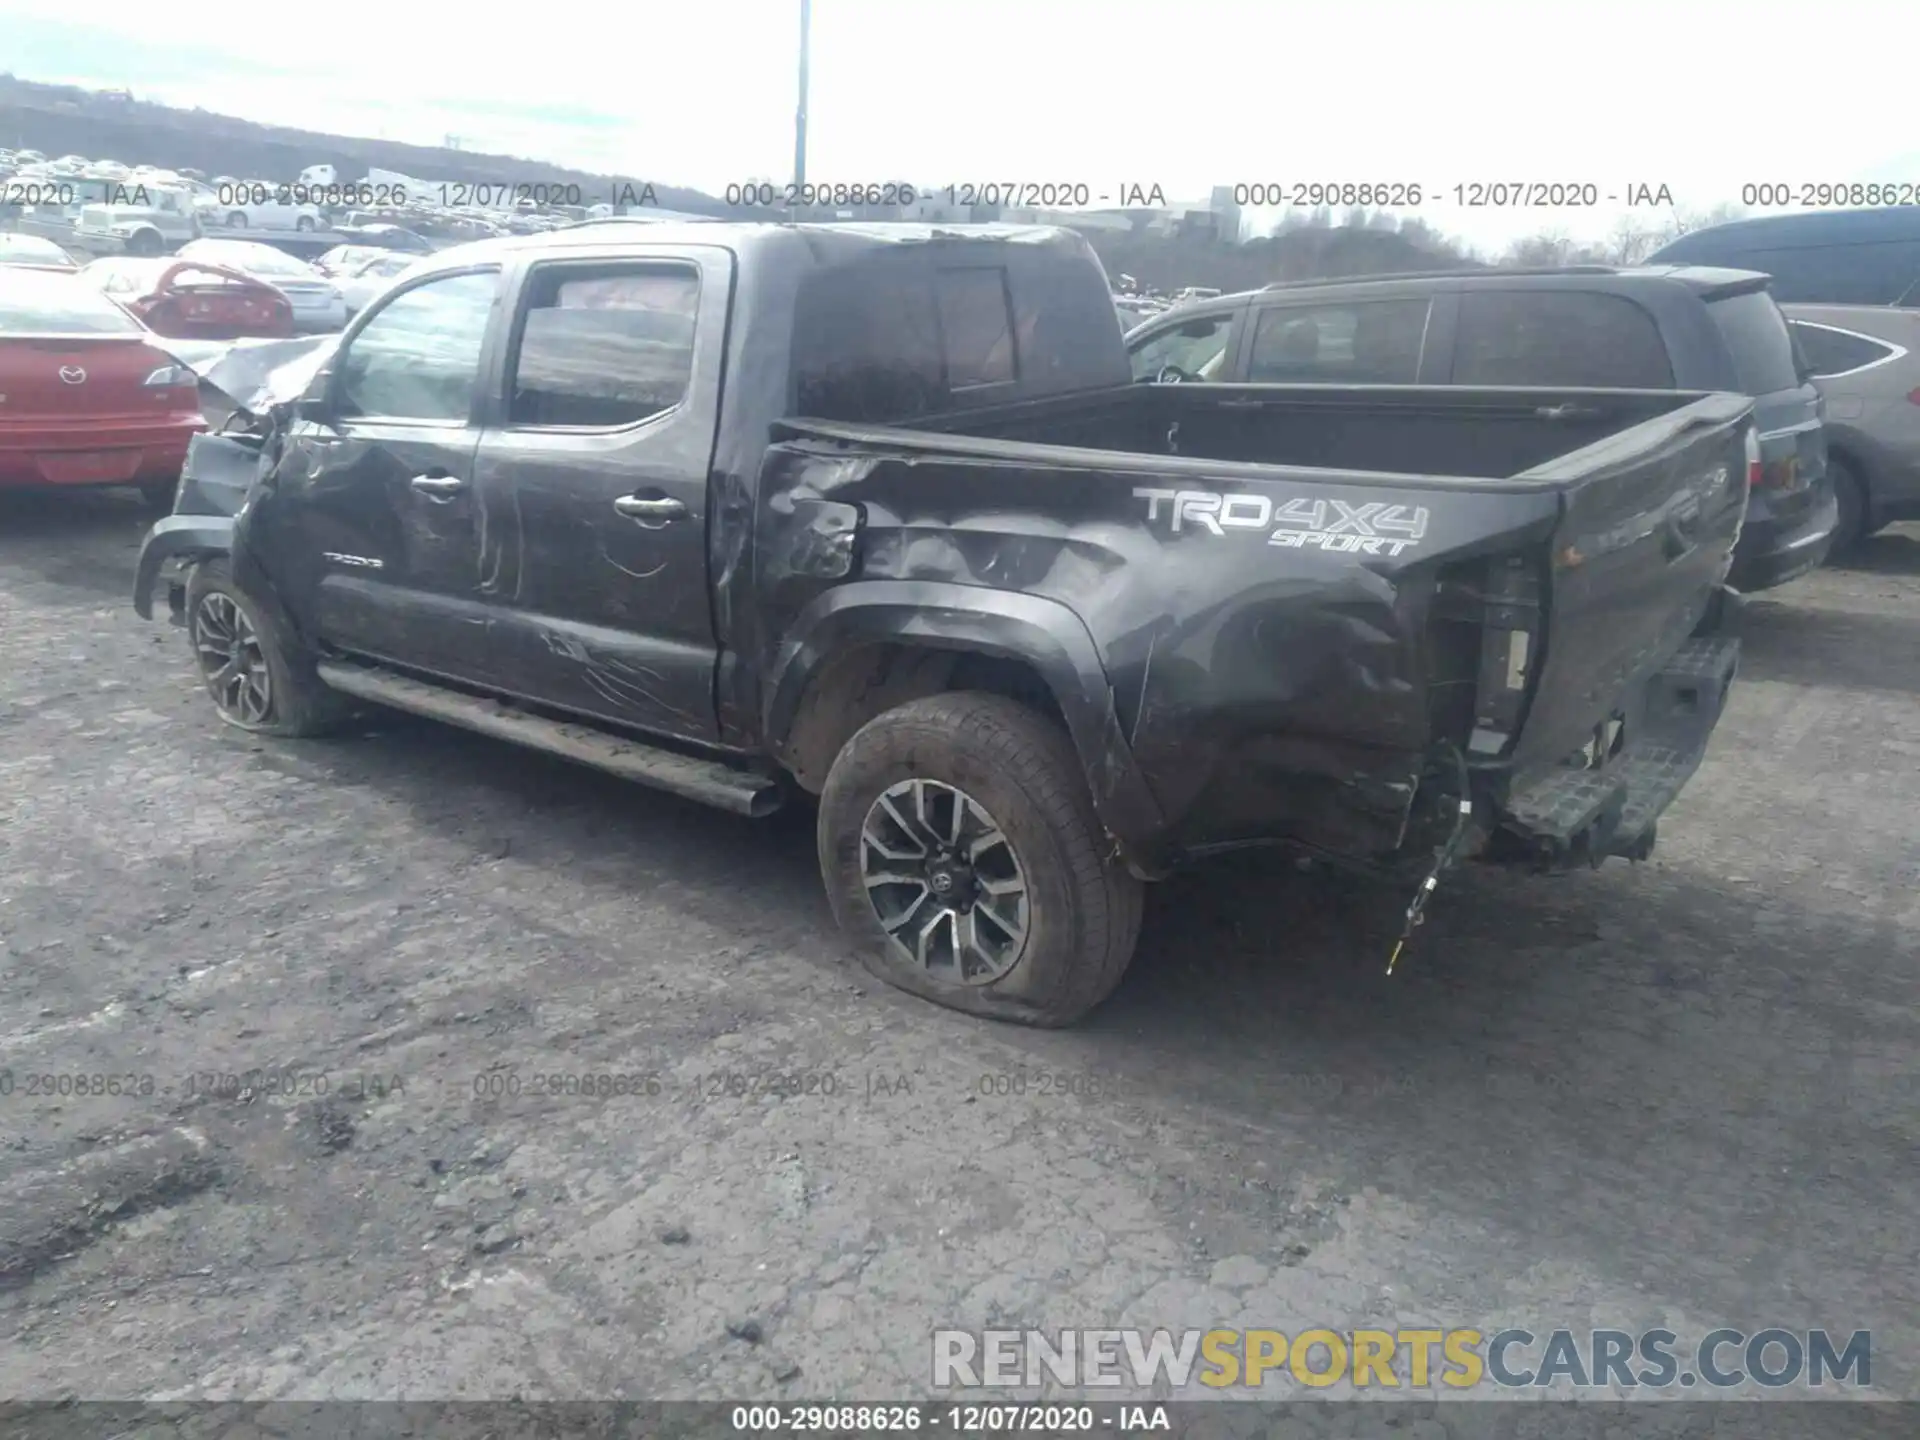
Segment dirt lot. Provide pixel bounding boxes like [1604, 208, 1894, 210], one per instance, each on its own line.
[1, 488, 1916, 1407]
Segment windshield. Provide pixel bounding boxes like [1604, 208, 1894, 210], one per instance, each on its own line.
[0, 269, 144, 333]
[1708, 291, 1804, 395]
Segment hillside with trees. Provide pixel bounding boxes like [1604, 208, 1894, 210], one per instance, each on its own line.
[4, 74, 1744, 288]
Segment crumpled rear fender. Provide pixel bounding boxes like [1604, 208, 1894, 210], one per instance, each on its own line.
[764, 580, 1170, 868]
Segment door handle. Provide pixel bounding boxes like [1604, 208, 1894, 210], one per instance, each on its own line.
[1661, 514, 1696, 561]
[613, 495, 688, 523]
[410, 474, 466, 501]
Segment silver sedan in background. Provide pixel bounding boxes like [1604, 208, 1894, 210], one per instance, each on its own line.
[1785, 304, 1920, 549]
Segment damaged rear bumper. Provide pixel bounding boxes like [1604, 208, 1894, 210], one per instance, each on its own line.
[1488, 587, 1742, 867]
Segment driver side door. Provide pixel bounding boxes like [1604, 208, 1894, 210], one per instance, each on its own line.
[1125, 299, 1250, 384]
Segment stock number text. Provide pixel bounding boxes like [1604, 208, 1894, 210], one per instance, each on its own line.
[1742, 182, 1918, 208]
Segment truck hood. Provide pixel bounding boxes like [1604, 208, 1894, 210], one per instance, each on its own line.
[153, 333, 339, 419]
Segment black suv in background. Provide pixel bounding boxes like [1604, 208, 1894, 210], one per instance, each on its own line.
[1125, 266, 1834, 592]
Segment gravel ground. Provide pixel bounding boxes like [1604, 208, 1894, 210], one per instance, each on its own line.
[0, 487, 1915, 1409]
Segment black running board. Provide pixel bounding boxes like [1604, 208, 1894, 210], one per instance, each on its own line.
[315, 661, 784, 818]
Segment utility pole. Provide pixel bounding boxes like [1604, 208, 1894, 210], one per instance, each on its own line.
[793, 0, 810, 193]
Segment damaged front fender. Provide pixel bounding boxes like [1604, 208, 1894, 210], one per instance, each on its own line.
[132, 514, 235, 620]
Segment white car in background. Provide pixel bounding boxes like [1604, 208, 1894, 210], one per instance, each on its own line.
[177, 238, 347, 330]
[197, 184, 325, 233]
[337, 251, 418, 315]
[313, 243, 389, 277]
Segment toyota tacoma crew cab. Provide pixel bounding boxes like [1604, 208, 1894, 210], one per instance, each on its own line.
[135, 222, 1751, 1026]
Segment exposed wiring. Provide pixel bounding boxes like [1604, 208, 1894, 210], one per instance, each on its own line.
[1386, 743, 1474, 976]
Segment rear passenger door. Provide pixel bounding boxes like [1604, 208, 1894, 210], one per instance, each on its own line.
[467, 246, 733, 743]
[1243, 296, 1445, 383]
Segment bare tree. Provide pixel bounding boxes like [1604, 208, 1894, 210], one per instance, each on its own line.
[1502, 230, 1578, 268]
[1647, 201, 1748, 251]
[1604, 214, 1662, 266]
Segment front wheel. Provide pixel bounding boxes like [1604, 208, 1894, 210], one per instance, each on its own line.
[817, 692, 1143, 1027]
[185, 557, 347, 737]
[295, 215, 315, 232]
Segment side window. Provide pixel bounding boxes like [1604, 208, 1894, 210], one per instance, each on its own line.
[1734, 243, 1920, 306]
[1247, 299, 1430, 383]
[1454, 291, 1674, 387]
[1788, 321, 1900, 379]
[1127, 312, 1234, 382]
[507, 264, 699, 428]
[336, 270, 498, 422]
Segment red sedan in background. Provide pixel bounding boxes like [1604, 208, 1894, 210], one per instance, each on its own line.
[0, 266, 205, 505]
[79, 256, 295, 340]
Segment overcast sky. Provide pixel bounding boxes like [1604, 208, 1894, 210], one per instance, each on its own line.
[4, 0, 1913, 254]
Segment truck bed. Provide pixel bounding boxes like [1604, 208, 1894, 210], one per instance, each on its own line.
[902, 381, 1711, 481]
[765, 381, 1753, 867]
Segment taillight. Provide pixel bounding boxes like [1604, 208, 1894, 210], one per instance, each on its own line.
[1743, 425, 1762, 489]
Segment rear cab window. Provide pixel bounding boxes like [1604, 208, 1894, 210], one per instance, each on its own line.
[1453, 291, 1673, 387]
[1707, 291, 1805, 396]
[792, 260, 1023, 419]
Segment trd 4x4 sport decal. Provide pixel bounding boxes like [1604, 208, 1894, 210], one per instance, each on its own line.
[1132, 487, 1431, 557]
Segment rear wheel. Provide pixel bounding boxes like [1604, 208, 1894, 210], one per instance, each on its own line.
[227, 211, 248, 229]
[1829, 458, 1868, 555]
[295, 215, 315, 232]
[817, 692, 1143, 1027]
[125, 228, 162, 257]
[185, 558, 347, 737]
[138, 477, 178, 511]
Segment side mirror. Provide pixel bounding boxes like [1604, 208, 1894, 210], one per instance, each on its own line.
[293, 368, 334, 422]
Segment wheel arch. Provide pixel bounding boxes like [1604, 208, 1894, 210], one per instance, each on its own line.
[765, 583, 1168, 868]
[1824, 442, 1877, 527]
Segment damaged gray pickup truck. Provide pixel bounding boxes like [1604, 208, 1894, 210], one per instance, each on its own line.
[135, 222, 1752, 1026]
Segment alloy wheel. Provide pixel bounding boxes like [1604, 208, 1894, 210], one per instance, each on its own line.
[192, 592, 273, 725]
[859, 778, 1030, 984]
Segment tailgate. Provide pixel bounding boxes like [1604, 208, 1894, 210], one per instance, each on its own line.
[1507, 392, 1752, 771]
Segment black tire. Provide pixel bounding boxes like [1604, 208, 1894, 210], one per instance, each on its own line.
[138, 476, 178, 511]
[227, 211, 248, 229]
[184, 557, 347, 737]
[1829, 458, 1868, 555]
[295, 215, 315, 232]
[817, 691, 1144, 1027]
[125, 228, 163, 257]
